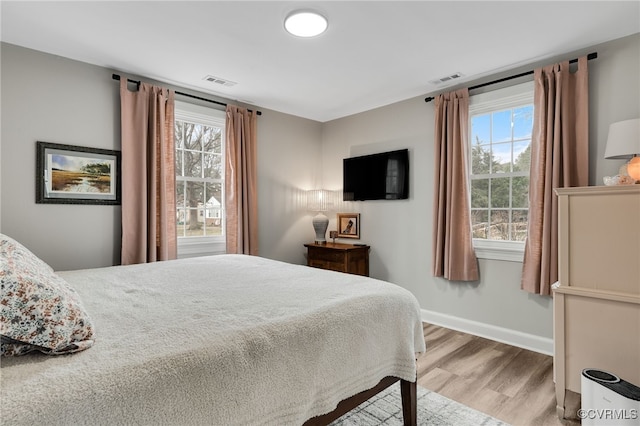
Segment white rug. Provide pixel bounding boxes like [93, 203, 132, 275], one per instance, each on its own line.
[330, 383, 510, 426]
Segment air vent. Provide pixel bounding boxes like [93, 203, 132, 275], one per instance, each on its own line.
[429, 72, 464, 85]
[203, 75, 237, 87]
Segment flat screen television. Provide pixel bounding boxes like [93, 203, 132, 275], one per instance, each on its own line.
[343, 149, 409, 201]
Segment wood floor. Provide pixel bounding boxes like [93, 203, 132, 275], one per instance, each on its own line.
[417, 323, 581, 426]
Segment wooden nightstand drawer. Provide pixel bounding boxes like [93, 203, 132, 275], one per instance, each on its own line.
[304, 243, 370, 276]
[306, 248, 344, 263]
[308, 259, 343, 272]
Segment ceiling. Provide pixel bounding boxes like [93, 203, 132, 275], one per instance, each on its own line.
[2, 1, 639, 122]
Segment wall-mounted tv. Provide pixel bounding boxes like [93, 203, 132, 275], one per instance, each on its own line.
[343, 149, 409, 201]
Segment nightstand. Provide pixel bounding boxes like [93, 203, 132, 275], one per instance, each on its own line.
[304, 242, 370, 276]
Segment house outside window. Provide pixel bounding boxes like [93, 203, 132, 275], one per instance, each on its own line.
[174, 101, 226, 257]
[468, 82, 534, 262]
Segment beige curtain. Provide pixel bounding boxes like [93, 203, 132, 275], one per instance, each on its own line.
[225, 105, 258, 255]
[432, 89, 479, 281]
[120, 79, 177, 265]
[521, 57, 589, 295]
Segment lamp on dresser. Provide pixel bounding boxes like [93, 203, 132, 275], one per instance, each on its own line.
[307, 189, 334, 244]
[604, 118, 640, 182]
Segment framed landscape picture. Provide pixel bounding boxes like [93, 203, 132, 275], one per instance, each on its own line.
[36, 141, 121, 205]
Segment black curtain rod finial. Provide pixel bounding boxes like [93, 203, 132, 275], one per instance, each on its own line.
[112, 73, 139, 89]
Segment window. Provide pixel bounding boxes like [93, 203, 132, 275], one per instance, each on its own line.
[174, 101, 226, 257]
[469, 82, 533, 262]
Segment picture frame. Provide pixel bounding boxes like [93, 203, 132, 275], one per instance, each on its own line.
[337, 213, 360, 239]
[36, 141, 121, 205]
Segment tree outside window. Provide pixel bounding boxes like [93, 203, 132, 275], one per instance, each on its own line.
[175, 116, 224, 238]
[470, 105, 532, 242]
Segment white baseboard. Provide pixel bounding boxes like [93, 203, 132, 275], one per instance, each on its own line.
[421, 309, 553, 356]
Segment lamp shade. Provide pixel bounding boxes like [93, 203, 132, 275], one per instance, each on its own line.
[307, 189, 333, 212]
[604, 118, 640, 159]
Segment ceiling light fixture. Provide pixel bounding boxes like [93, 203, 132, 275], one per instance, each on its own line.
[284, 10, 328, 37]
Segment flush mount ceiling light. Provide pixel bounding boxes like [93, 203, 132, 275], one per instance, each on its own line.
[284, 10, 328, 37]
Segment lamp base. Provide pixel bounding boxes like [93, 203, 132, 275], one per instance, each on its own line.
[627, 156, 640, 181]
[312, 213, 329, 244]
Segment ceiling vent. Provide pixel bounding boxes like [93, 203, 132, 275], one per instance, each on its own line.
[203, 75, 237, 87]
[429, 72, 464, 85]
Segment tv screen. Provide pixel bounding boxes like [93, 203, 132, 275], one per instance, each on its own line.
[343, 149, 409, 201]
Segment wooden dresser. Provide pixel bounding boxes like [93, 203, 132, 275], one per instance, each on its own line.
[553, 185, 640, 419]
[304, 242, 370, 276]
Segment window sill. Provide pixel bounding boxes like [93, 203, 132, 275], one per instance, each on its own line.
[177, 237, 226, 259]
[473, 239, 524, 262]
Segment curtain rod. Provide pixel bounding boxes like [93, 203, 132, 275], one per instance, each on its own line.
[424, 52, 597, 103]
[112, 74, 262, 115]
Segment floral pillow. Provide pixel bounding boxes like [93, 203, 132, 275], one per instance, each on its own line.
[0, 234, 95, 356]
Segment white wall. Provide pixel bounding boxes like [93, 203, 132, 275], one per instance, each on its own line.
[256, 109, 323, 264]
[320, 33, 640, 351]
[1, 43, 121, 269]
[590, 34, 640, 181]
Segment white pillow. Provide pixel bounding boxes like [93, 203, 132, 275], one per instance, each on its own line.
[0, 234, 95, 356]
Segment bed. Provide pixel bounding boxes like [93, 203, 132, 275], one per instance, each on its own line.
[0, 234, 426, 425]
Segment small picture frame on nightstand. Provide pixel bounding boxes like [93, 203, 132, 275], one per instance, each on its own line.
[337, 213, 360, 239]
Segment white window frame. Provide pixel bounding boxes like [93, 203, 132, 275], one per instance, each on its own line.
[174, 101, 226, 258]
[468, 82, 534, 262]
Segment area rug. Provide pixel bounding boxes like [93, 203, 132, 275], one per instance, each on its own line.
[330, 383, 510, 426]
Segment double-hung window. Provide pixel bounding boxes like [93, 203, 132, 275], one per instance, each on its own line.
[468, 82, 534, 262]
[174, 101, 226, 257]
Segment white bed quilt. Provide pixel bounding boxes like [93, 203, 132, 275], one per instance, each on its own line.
[1, 254, 425, 426]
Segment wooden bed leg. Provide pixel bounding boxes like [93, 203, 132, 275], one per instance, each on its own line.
[400, 379, 417, 426]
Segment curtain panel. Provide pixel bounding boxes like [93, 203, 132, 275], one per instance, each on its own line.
[432, 89, 479, 281]
[521, 56, 589, 295]
[120, 79, 177, 265]
[225, 105, 258, 255]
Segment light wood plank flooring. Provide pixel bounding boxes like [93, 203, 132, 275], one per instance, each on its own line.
[417, 323, 581, 426]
